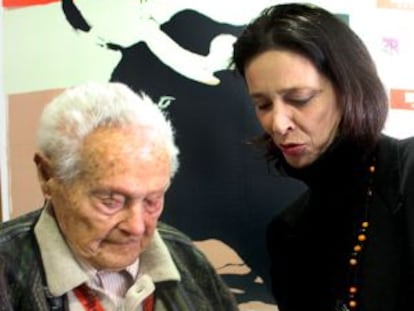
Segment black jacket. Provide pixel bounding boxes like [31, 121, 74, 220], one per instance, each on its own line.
[267, 135, 414, 311]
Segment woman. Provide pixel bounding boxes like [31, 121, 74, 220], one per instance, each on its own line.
[232, 3, 414, 311]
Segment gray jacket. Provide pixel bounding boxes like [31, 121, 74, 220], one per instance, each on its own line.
[0, 209, 239, 311]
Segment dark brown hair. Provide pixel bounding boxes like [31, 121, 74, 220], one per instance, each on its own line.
[233, 3, 388, 155]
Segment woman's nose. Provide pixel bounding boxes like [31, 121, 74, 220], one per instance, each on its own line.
[271, 104, 294, 136]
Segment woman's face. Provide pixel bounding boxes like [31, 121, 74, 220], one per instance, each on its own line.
[244, 50, 342, 168]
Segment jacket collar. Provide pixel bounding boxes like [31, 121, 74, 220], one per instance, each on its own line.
[34, 207, 180, 297]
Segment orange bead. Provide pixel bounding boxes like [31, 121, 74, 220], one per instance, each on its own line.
[354, 244, 362, 252]
[349, 300, 357, 308]
[358, 234, 367, 242]
[349, 286, 358, 294]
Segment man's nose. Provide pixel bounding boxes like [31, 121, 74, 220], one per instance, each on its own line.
[120, 204, 146, 236]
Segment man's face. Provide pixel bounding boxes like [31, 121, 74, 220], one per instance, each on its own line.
[47, 125, 171, 271]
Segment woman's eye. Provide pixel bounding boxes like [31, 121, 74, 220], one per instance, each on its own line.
[287, 97, 311, 106]
[253, 99, 272, 111]
[286, 90, 321, 106]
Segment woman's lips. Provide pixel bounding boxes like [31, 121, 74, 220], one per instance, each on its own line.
[279, 143, 306, 156]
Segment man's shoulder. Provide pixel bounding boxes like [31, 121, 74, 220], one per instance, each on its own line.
[155, 223, 239, 310]
[156, 221, 194, 246]
[0, 209, 51, 311]
[156, 221, 209, 266]
[0, 209, 43, 282]
[0, 209, 42, 246]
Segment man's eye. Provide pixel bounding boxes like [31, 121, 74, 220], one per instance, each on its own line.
[102, 198, 125, 209]
[144, 197, 163, 213]
[95, 192, 127, 209]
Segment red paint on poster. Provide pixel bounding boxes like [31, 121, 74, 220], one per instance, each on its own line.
[390, 89, 414, 110]
[2, 0, 60, 8]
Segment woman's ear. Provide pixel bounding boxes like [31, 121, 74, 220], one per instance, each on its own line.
[33, 152, 53, 198]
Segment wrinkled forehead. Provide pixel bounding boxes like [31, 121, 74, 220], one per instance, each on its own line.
[79, 126, 171, 175]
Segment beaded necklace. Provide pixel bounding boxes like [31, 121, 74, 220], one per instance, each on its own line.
[338, 157, 376, 311]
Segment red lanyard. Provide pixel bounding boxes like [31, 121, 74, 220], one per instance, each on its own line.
[73, 283, 154, 311]
[143, 292, 154, 311]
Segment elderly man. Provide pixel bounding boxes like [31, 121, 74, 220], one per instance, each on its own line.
[0, 82, 238, 310]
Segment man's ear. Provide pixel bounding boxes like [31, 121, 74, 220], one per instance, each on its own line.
[33, 152, 54, 198]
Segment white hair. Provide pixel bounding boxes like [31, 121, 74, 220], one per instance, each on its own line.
[36, 81, 179, 182]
